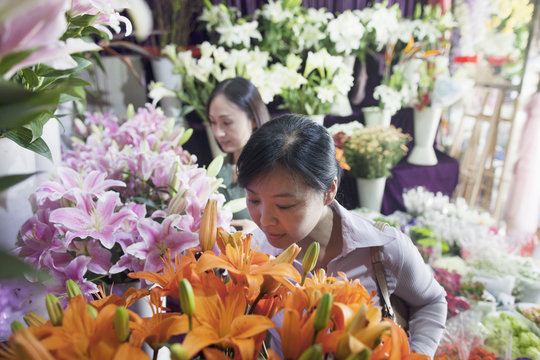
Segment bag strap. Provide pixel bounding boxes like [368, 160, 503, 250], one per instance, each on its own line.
[370, 222, 395, 320]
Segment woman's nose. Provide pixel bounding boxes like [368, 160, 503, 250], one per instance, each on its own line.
[214, 125, 225, 137]
[259, 205, 276, 226]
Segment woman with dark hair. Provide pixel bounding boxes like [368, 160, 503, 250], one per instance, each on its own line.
[207, 77, 270, 231]
[237, 114, 447, 357]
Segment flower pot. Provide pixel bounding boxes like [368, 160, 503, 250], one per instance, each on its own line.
[310, 114, 325, 126]
[203, 122, 225, 159]
[150, 57, 183, 126]
[407, 106, 443, 166]
[362, 107, 391, 127]
[356, 177, 387, 212]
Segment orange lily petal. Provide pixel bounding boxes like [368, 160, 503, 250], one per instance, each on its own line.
[230, 315, 274, 338]
[202, 347, 231, 360]
[230, 337, 255, 360]
[181, 326, 220, 357]
[112, 343, 149, 360]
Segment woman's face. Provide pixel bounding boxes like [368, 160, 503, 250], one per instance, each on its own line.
[245, 166, 332, 249]
[209, 94, 255, 161]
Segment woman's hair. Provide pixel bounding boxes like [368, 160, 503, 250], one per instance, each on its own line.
[237, 114, 342, 192]
[206, 77, 270, 128]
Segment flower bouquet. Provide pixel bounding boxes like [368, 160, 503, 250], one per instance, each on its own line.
[1, 202, 429, 360]
[337, 125, 411, 179]
[272, 48, 354, 116]
[15, 105, 233, 296]
[151, 41, 277, 122]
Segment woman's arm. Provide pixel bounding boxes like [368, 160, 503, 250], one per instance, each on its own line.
[387, 229, 447, 357]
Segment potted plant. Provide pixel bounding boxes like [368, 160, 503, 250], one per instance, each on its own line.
[331, 123, 410, 212]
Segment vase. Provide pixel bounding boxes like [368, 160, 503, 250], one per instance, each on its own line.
[356, 177, 387, 212]
[310, 114, 325, 126]
[362, 107, 391, 127]
[407, 106, 443, 166]
[150, 57, 184, 127]
[203, 122, 225, 159]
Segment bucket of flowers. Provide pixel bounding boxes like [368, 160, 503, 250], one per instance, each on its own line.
[0, 201, 429, 360]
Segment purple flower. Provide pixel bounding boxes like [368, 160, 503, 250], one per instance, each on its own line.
[16, 209, 65, 268]
[49, 191, 136, 248]
[125, 215, 199, 272]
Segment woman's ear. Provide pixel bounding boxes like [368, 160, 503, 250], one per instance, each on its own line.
[324, 177, 338, 206]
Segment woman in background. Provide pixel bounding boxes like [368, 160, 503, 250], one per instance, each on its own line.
[236, 114, 447, 357]
[207, 77, 270, 232]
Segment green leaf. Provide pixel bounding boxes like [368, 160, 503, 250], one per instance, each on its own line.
[3, 128, 52, 161]
[0, 248, 51, 281]
[26, 113, 51, 141]
[0, 80, 62, 130]
[0, 48, 37, 76]
[69, 14, 99, 28]
[21, 68, 40, 88]
[0, 172, 39, 192]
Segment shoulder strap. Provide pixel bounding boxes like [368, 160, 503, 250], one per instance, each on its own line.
[370, 221, 395, 320]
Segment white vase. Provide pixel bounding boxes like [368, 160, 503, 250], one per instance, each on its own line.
[356, 177, 387, 212]
[151, 57, 184, 127]
[310, 114, 325, 126]
[407, 106, 443, 166]
[362, 107, 391, 127]
[203, 122, 225, 159]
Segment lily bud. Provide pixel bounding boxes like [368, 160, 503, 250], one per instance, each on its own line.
[177, 128, 193, 147]
[302, 242, 320, 273]
[297, 344, 323, 360]
[114, 306, 130, 342]
[168, 189, 188, 214]
[179, 279, 195, 316]
[167, 161, 180, 194]
[169, 343, 189, 360]
[45, 294, 63, 326]
[126, 104, 135, 119]
[345, 349, 371, 360]
[86, 305, 98, 319]
[11, 321, 25, 334]
[65, 279, 82, 298]
[199, 199, 217, 251]
[275, 243, 301, 264]
[23, 312, 47, 327]
[313, 293, 332, 333]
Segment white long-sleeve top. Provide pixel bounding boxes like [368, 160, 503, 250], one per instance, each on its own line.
[252, 200, 447, 357]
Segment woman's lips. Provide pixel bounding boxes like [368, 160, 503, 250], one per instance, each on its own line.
[265, 231, 284, 242]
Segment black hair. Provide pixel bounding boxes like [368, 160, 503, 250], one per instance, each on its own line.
[206, 77, 270, 128]
[237, 114, 342, 192]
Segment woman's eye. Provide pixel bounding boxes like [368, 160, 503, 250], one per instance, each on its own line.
[277, 204, 294, 210]
[247, 199, 259, 205]
[223, 122, 232, 126]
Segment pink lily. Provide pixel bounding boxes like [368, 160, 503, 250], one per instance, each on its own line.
[49, 191, 136, 248]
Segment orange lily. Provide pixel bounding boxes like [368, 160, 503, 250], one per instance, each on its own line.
[196, 232, 301, 301]
[181, 284, 275, 360]
[370, 320, 430, 360]
[128, 248, 199, 302]
[2, 295, 149, 360]
[335, 147, 350, 171]
[0, 328, 55, 360]
[90, 284, 150, 312]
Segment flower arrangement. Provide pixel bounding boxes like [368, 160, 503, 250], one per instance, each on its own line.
[15, 105, 233, 296]
[331, 124, 410, 179]
[272, 49, 354, 116]
[1, 205, 428, 359]
[150, 42, 276, 122]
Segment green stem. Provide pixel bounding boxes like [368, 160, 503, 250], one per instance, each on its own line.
[301, 272, 307, 286]
[248, 292, 265, 315]
[188, 314, 192, 331]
